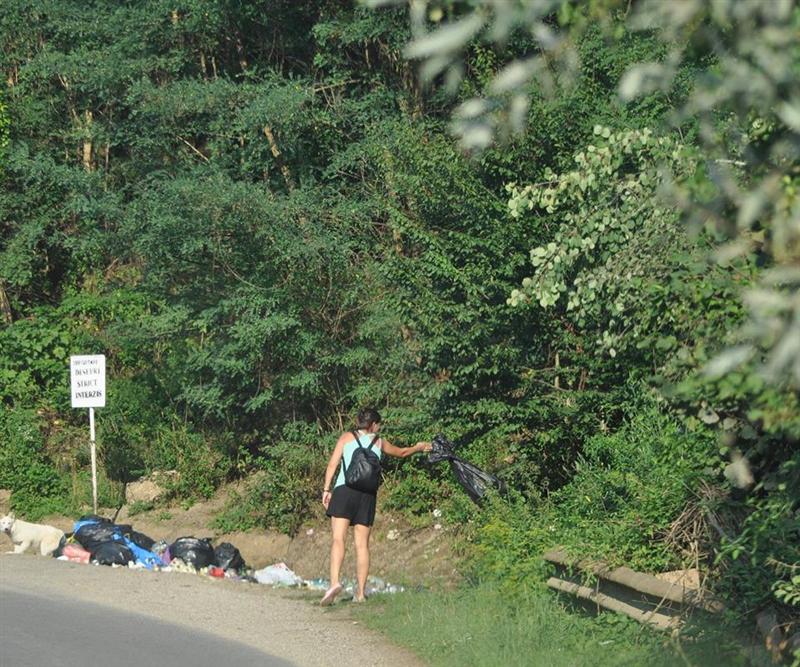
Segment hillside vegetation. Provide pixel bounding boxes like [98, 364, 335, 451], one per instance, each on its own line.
[0, 0, 797, 651]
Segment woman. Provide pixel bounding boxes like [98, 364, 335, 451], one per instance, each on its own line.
[320, 408, 430, 605]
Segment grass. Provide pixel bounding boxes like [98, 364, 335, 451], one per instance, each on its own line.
[354, 584, 755, 667]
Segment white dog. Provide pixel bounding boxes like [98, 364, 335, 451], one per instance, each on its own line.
[0, 513, 65, 556]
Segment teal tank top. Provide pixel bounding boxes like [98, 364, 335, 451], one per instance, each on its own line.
[334, 431, 383, 489]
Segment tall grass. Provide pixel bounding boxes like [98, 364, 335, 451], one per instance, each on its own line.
[356, 585, 750, 667]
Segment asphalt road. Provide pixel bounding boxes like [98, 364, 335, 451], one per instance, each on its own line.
[0, 554, 423, 667]
[0, 587, 293, 667]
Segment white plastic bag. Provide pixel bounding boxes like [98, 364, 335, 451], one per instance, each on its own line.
[254, 562, 303, 586]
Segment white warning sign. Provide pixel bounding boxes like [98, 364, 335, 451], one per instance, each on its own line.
[70, 355, 106, 408]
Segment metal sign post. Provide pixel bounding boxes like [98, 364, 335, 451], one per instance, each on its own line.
[70, 355, 106, 514]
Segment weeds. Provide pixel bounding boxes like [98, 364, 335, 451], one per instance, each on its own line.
[356, 585, 751, 667]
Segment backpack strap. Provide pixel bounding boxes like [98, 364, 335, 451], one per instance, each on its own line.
[351, 431, 380, 450]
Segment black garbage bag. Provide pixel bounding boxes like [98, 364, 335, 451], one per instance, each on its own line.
[451, 458, 506, 503]
[428, 434, 456, 464]
[126, 529, 156, 552]
[93, 541, 134, 566]
[428, 434, 505, 504]
[169, 537, 216, 569]
[74, 522, 125, 554]
[214, 543, 245, 572]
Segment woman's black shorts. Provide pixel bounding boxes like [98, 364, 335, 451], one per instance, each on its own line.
[326, 485, 377, 526]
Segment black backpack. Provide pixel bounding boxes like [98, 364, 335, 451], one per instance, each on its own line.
[343, 431, 382, 494]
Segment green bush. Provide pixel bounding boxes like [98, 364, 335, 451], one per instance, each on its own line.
[715, 454, 800, 612]
[380, 465, 451, 523]
[167, 429, 228, 502]
[70, 467, 125, 512]
[214, 426, 326, 535]
[465, 398, 716, 583]
[0, 409, 71, 519]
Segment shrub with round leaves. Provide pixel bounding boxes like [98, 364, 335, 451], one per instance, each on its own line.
[506, 127, 696, 357]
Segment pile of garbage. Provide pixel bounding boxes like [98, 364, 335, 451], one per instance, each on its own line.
[53, 515, 406, 596]
[55, 515, 249, 580]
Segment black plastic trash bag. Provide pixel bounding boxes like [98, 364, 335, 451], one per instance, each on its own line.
[126, 529, 156, 552]
[74, 522, 125, 554]
[428, 434, 505, 504]
[451, 458, 506, 504]
[428, 434, 456, 464]
[169, 537, 216, 569]
[214, 542, 245, 572]
[93, 541, 134, 566]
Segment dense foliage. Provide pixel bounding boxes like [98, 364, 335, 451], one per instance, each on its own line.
[0, 0, 796, 645]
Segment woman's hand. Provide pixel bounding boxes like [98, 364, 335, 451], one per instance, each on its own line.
[322, 490, 332, 509]
[416, 441, 432, 453]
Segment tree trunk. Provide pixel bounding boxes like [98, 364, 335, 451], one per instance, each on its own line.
[263, 126, 295, 191]
[0, 283, 13, 325]
[82, 110, 93, 171]
[236, 36, 249, 71]
[554, 351, 560, 389]
[381, 149, 406, 257]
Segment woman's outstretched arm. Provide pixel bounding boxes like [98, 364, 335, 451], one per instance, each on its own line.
[381, 439, 431, 458]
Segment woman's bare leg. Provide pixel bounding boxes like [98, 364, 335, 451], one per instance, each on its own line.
[329, 517, 349, 587]
[353, 524, 371, 600]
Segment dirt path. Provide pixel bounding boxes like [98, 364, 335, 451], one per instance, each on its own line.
[25, 487, 460, 586]
[0, 554, 424, 667]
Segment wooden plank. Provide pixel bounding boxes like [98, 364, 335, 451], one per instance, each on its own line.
[547, 577, 680, 632]
[543, 548, 724, 613]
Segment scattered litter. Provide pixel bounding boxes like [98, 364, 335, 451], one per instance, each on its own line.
[254, 562, 303, 586]
[434, 523, 442, 530]
[304, 578, 329, 590]
[167, 558, 197, 574]
[306, 528, 315, 536]
[302, 576, 405, 596]
[152, 541, 172, 565]
[432, 508, 442, 518]
[387, 529, 400, 541]
[363, 576, 404, 595]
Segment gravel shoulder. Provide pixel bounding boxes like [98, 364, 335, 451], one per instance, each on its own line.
[0, 553, 424, 667]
